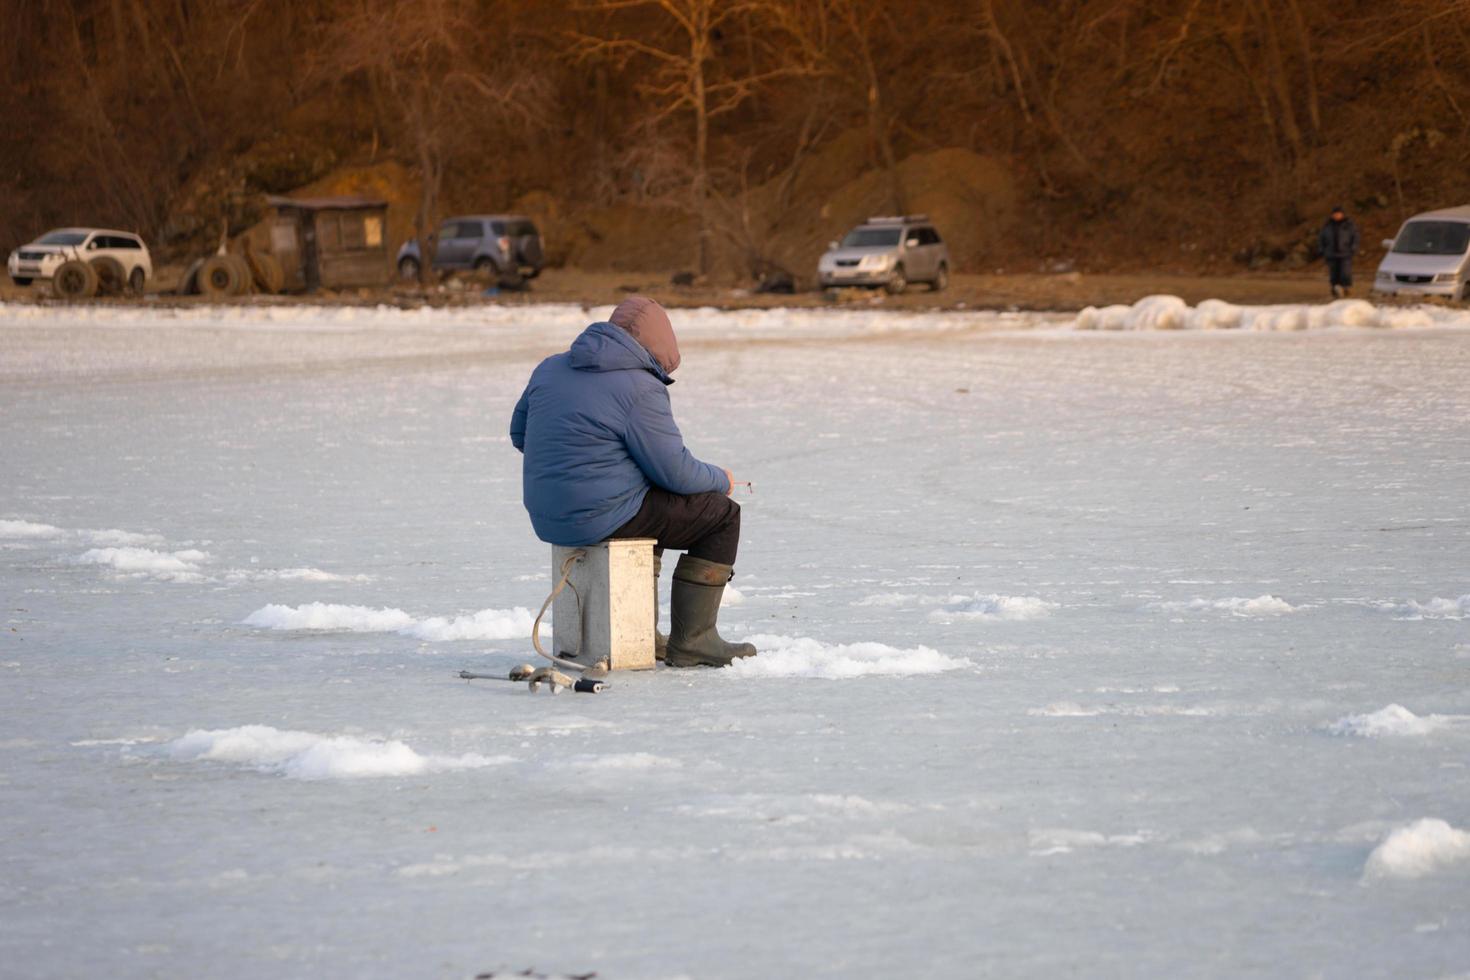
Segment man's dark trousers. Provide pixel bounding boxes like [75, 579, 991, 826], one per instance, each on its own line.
[1327, 257, 1353, 290]
[609, 487, 741, 565]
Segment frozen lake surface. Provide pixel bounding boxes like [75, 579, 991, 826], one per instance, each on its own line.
[3, 301, 1469, 978]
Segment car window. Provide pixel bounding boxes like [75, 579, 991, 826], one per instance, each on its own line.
[505, 220, 537, 238]
[437, 223, 458, 240]
[457, 220, 484, 240]
[115, 236, 142, 250]
[1392, 220, 1470, 256]
[841, 228, 902, 248]
[490, 221, 506, 236]
[919, 227, 941, 245]
[37, 231, 88, 246]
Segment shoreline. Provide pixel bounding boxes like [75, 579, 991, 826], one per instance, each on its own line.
[1, 268, 1366, 314]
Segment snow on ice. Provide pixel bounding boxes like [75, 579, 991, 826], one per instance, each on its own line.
[1363, 819, 1470, 879]
[5, 300, 1470, 978]
[0, 519, 64, 538]
[927, 593, 1057, 621]
[78, 546, 211, 582]
[242, 601, 535, 641]
[1073, 295, 1470, 331]
[856, 591, 1056, 621]
[1379, 594, 1470, 620]
[1327, 704, 1466, 738]
[165, 725, 511, 780]
[1155, 594, 1299, 616]
[721, 634, 966, 679]
[1, 519, 164, 547]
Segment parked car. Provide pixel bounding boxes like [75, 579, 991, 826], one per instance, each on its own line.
[7, 228, 152, 294]
[817, 215, 949, 293]
[396, 214, 544, 285]
[1373, 206, 1470, 300]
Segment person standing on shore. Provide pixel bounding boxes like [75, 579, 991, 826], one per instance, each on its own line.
[1318, 206, 1360, 298]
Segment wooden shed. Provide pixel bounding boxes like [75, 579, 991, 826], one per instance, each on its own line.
[263, 195, 390, 292]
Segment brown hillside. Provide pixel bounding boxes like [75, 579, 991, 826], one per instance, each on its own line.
[3, 1, 1469, 281]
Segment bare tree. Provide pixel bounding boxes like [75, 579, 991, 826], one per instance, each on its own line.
[772, 0, 909, 212]
[317, 0, 546, 282]
[575, 0, 801, 276]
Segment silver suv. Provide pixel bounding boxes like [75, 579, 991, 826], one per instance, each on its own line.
[396, 214, 544, 286]
[817, 215, 949, 293]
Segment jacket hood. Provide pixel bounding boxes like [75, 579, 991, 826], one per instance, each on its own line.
[568, 320, 672, 384]
[609, 296, 680, 374]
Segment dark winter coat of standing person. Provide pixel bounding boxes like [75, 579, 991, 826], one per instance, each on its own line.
[1319, 207, 1360, 298]
[510, 296, 756, 669]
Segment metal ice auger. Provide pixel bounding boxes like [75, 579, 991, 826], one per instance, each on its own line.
[458, 549, 608, 694]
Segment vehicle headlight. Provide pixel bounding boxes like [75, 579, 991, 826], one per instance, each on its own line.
[1375, 270, 1392, 281]
[859, 253, 892, 270]
[1435, 272, 1459, 283]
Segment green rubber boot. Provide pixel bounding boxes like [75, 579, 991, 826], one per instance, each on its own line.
[665, 555, 757, 668]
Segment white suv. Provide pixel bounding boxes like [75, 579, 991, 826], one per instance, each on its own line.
[8, 228, 153, 294]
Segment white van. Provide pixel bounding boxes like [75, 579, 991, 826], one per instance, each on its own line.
[1373, 207, 1470, 299]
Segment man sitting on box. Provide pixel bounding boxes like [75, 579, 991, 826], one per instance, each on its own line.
[510, 296, 756, 668]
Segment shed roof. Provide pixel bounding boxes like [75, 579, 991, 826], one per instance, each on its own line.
[266, 195, 388, 212]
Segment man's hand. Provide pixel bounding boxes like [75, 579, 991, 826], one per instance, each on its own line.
[723, 468, 735, 495]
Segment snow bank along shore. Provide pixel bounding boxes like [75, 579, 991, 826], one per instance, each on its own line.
[1074, 294, 1470, 331]
[5, 294, 1470, 348]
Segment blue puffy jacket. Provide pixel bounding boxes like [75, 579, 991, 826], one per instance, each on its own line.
[510, 321, 728, 546]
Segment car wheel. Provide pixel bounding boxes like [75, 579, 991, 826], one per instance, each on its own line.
[12, 277, 32, 286]
[128, 267, 146, 296]
[197, 255, 245, 299]
[472, 256, 497, 281]
[53, 260, 98, 299]
[930, 263, 949, 292]
[885, 266, 907, 295]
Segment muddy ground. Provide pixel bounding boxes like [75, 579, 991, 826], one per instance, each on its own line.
[0, 266, 1357, 313]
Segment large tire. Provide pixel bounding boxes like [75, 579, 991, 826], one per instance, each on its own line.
[53, 260, 98, 299]
[225, 255, 253, 295]
[89, 256, 127, 296]
[12, 277, 32, 286]
[930, 263, 949, 293]
[128, 267, 146, 296]
[246, 252, 284, 294]
[181, 258, 205, 295]
[884, 265, 907, 295]
[197, 255, 244, 299]
[398, 256, 420, 281]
